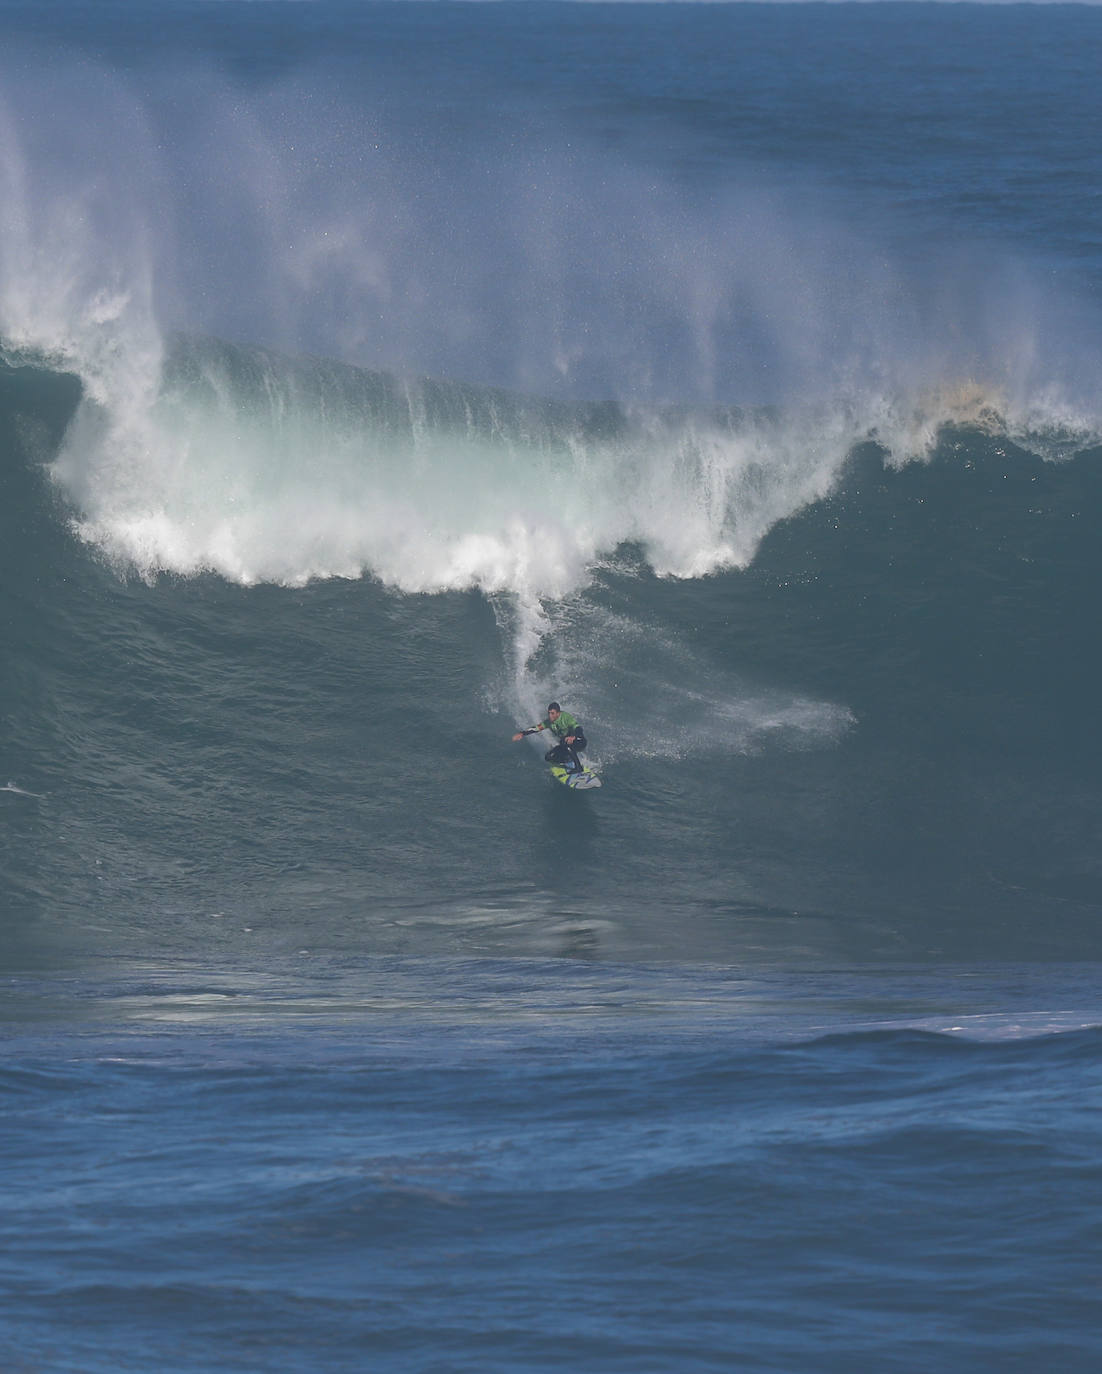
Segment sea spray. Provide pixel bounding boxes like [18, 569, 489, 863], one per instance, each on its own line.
[3, 48, 1101, 605]
[37, 334, 867, 594]
[5, 0, 1102, 974]
[487, 590, 857, 765]
[3, 32, 1102, 723]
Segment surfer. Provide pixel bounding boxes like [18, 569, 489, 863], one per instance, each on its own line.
[512, 702, 588, 774]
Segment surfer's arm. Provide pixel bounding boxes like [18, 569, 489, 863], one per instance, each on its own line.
[512, 725, 544, 741]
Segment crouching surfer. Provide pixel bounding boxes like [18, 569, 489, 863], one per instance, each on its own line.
[512, 702, 588, 774]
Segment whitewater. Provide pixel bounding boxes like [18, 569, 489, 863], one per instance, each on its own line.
[3, 3, 1102, 1371]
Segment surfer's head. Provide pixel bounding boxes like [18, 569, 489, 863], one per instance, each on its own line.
[547, 702, 560, 718]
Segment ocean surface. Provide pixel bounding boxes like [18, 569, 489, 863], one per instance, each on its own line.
[3, 2, 1102, 1370]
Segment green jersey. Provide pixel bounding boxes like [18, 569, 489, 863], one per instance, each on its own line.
[541, 710, 580, 739]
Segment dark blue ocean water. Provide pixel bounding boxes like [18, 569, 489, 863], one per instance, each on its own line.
[3, 3, 1102, 1370]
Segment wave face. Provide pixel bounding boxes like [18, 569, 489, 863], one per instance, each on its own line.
[4, 2, 1102, 968]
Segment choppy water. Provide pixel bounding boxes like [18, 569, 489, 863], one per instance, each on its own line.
[3, 3, 1102, 1370]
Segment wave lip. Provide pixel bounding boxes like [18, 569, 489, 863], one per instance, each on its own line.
[29, 335, 857, 597]
[41, 342, 1101, 603]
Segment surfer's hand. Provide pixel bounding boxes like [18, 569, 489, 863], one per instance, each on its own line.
[512, 733, 524, 742]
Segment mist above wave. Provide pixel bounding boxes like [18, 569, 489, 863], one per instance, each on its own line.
[1, 43, 1100, 604]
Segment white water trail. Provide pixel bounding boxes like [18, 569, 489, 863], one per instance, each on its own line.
[2, 782, 44, 799]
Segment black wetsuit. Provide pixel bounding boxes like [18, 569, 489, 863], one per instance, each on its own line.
[520, 710, 588, 772]
[543, 713, 587, 773]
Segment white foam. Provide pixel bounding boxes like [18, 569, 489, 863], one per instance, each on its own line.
[10, 51, 1102, 757]
[525, 600, 855, 759]
[38, 331, 868, 599]
[2, 782, 43, 798]
[4, 51, 1102, 619]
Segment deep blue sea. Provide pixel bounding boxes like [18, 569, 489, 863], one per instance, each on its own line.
[3, 3, 1102, 1370]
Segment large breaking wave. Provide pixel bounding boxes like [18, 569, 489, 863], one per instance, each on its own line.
[3, 43, 1101, 682]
